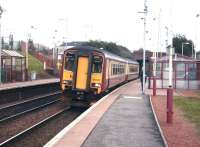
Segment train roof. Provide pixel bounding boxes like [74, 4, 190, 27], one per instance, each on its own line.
[65, 46, 138, 64]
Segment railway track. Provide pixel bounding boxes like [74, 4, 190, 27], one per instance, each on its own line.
[0, 107, 70, 146]
[0, 83, 125, 146]
[0, 91, 61, 123]
[0, 107, 85, 147]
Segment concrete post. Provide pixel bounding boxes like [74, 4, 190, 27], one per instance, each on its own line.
[153, 52, 157, 96]
[153, 77, 156, 96]
[167, 46, 173, 123]
[167, 86, 173, 123]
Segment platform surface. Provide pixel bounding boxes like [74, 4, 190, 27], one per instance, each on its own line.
[82, 94, 164, 147]
[0, 78, 59, 91]
[45, 80, 165, 147]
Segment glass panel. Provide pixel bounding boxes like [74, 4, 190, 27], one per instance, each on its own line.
[111, 64, 113, 75]
[65, 53, 75, 71]
[129, 65, 138, 72]
[156, 63, 162, 71]
[92, 56, 103, 73]
[16, 65, 21, 71]
[177, 63, 185, 71]
[156, 71, 161, 78]
[176, 71, 185, 78]
[163, 71, 169, 79]
[188, 71, 196, 80]
[163, 63, 169, 71]
[188, 63, 197, 80]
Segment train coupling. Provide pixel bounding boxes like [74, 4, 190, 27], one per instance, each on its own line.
[76, 91, 85, 100]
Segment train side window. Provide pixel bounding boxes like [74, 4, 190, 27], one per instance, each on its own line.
[113, 64, 117, 75]
[112, 64, 114, 75]
[113, 64, 116, 75]
[112, 64, 115, 75]
[65, 53, 75, 71]
[92, 56, 103, 73]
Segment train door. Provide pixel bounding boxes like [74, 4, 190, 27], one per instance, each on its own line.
[76, 56, 89, 90]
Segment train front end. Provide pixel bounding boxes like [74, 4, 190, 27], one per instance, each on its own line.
[60, 48, 104, 97]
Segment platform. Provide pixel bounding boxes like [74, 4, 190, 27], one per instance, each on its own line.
[45, 80, 165, 147]
[0, 78, 59, 91]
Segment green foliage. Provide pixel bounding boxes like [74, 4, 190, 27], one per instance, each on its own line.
[28, 54, 44, 74]
[28, 54, 54, 79]
[83, 40, 133, 59]
[174, 96, 200, 135]
[16, 41, 21, 51]
[173, 34, 194, 57]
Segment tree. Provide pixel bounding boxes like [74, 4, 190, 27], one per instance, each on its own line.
[28, 39, 35, 52]
[16, 41, 21, 51]
[9, 34, 14, 50]
[173, 34, 194, 57]
[83, 40, 133, 59]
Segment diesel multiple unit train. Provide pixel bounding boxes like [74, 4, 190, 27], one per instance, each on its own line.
[60, 46, 139, 104]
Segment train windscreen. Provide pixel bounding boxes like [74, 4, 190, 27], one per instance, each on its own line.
[65, 53, 75, 71]
[92, 56, 103, 73]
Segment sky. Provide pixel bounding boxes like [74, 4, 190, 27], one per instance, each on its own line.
[0, 0, 200, 52]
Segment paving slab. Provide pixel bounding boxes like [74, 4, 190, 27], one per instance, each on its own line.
[82, 94, 165, 147]
[45, 80, 165, 147]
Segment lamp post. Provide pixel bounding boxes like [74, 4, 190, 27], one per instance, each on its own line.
[152, 17, 161, 96]
[195, 14, 200, 59]
[25, 25, 37, 80]
[181, 42, 190, 56]
[0, 5, 3, 84]
[165, 26, 169, 48]
[58, 18, 68, 48]
[167, 45, 174, 123]
[192, 43, 194, 58]
[138, 0, 148, 93]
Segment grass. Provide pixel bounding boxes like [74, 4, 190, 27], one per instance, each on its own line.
[174, 96, 200, 135]
[28, 54, 54, 79]
[28, 54, 44, 74]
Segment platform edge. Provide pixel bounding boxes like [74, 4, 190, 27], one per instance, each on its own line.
[149, 95, 168, 147]
[44, 82, 131, 147]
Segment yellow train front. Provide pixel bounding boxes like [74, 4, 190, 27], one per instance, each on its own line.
[60, 46, 105, 103]
[60, 46, 139, 105]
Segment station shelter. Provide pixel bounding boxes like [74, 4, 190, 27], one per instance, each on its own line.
[1, 49, 26, 83]
[149, 54, 200, 89]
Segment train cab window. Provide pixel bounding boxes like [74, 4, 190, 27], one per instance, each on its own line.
[92, 56, 103, 73]
[65, 53, 75, 71]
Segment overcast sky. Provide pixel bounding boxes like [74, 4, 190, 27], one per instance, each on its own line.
[0, 0, 200, 52]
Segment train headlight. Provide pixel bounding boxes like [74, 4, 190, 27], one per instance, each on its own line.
[91, 83, 101, 88]
[63, 80, 72, 85]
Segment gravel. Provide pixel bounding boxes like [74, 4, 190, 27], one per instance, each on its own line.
[5, 107, 85, 147]
[0, 101, 66, 143]
[152, 96, 200, 147]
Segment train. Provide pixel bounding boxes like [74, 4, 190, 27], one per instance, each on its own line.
[60, 46, 139, 104]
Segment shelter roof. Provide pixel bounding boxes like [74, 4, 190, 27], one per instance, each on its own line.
[1, 49, 24, 58]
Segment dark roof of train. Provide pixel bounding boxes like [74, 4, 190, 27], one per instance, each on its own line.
[65, 46, 138, 64]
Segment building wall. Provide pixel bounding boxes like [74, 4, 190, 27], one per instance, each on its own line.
[149, 59, 200, 89]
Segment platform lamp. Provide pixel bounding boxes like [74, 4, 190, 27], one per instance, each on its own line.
[138, 0, 148, 94]
[153, 51, 157, 96]
[0, 5, 3, 84]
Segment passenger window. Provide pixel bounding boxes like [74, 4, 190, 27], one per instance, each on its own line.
[92, 56, 103, 73]
[65, 53, 75, 71]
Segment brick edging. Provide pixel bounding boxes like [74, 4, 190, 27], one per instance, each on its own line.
[149, 95, 168, 147]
